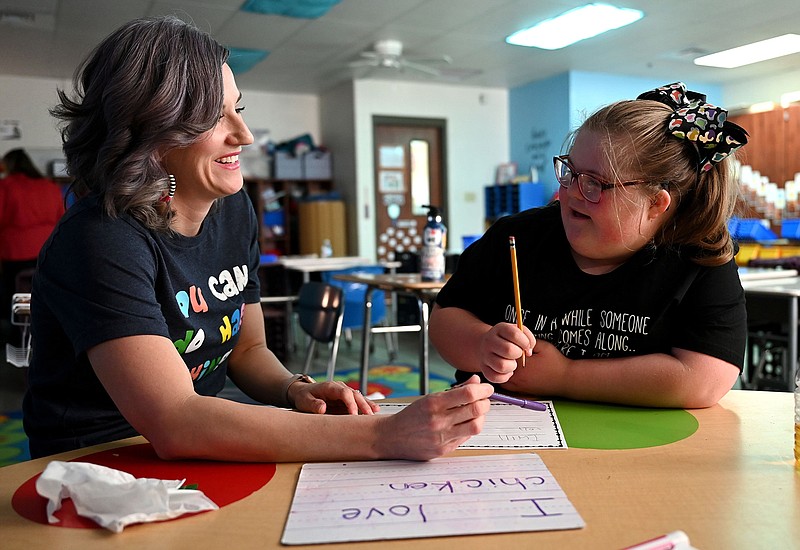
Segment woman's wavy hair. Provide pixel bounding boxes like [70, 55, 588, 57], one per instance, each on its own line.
[569, 99, 741, 267]
[50, 16, 229, 231]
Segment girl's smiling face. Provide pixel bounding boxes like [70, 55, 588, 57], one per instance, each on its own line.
[558, 128, 671, 274]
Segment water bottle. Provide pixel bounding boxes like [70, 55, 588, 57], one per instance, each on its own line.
[420, 205, 446, 282]
[321, 238, 333, 258]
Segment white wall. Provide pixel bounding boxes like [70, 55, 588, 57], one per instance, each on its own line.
[351, 79, 508, 259]
[239, 89, 320, 145]
[0, 75, 70, 171]
[0, 74, 320, 171]
[724, 73, 800, 111]
[319, 82, 357, 254]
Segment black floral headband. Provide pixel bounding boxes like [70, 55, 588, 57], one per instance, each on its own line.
[637, 82, 748, 172]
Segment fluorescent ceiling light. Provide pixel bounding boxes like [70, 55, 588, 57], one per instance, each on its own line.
[748, 101, 775, 114]
[781, 90, 800, 108]
[505, 3, 643, 50]
[694, 34, 800, 68]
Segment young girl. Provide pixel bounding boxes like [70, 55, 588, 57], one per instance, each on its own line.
[430, 82, 749, 409]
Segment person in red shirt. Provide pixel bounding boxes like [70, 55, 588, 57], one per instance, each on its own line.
[0, 148, 65, 341]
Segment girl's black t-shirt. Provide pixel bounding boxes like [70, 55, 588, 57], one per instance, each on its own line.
[436, 203, 746, 382]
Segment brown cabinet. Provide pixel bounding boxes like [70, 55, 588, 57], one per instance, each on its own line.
[297, 199, 347, 256]
[245, 178, 334, 256]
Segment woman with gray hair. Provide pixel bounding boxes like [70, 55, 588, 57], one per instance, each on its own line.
[23, 16, 493, 461]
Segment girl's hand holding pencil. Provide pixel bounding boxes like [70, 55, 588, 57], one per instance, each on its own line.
[476, 322, 535, 383]
[463, 235, 535, 384]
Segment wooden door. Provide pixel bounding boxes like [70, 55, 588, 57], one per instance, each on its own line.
[373, 119, 446, 263]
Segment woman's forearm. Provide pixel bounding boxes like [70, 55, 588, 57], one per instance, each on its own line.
[226, 342, 295, 406]
[147, 379, 494, 463]
[149, 397, 386, 462]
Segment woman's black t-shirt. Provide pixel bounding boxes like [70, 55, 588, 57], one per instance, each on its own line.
[23, 190, 261, 457]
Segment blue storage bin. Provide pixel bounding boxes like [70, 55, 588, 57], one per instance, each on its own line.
[781, 219, 800, 239]
[263, 210, 285, 227]
[260, 253, 279, 264]
[731, 218, 777, 241]
[484, 182, 548, 221]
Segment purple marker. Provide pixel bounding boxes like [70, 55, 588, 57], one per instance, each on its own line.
[490, 392, 547, 412]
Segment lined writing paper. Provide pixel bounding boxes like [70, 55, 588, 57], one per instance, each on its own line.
[281, 453, 584, 545]
[377, 401, 567, 449]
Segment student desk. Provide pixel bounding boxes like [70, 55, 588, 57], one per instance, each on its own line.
[332, 273, 447, 395]
[277, 256, 374, 284]
[0, 390, 796, 549]
[275, 256, 402, 284]
[261, 257, 398, 355]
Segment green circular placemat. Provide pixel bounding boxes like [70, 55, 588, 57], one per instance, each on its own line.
[554, 400, 698, 449]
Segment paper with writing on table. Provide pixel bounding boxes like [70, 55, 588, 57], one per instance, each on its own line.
[378, 401, 567, 449]
[281, 453, 584, 545]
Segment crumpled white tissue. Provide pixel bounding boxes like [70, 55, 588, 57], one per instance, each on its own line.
[35, 460, 219, 533]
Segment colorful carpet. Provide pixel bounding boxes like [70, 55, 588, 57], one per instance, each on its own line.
[0, 410, 29, 467]
[333, 364, 454, 397]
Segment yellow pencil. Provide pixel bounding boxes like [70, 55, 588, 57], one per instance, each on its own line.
[509, 236, 525, 367]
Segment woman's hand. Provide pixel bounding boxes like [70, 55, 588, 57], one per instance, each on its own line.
[376, 375, 494, 461]
[289, 380, 380, 415]
[477, 322, 535, 383]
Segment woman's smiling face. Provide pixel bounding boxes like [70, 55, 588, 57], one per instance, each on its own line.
[558, 128, 668, 274]
[164, 63, 254, 204]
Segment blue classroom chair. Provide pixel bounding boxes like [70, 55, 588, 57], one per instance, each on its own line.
[320, 265, 396, 361]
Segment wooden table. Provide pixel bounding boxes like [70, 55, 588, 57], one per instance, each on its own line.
[0, 390, 796, 549]
[332, 273, 447, 394]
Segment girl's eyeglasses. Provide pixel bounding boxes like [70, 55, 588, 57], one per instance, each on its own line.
[553, 156, 645, 204]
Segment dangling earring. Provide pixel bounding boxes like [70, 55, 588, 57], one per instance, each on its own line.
[160, 174, 176, 203]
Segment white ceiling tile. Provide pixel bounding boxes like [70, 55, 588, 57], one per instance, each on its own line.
[0, 0, 795, 94]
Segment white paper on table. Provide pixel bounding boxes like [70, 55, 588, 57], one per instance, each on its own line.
[281, 453, 584, 545]
[377, 401, 567, 449]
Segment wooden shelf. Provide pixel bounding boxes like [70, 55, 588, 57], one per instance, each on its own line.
[245, 178, 335, 256]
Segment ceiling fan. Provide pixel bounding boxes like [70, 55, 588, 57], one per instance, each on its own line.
[348, 39, 453, 76]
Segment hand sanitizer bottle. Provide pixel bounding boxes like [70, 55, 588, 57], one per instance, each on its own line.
[420, 205, 446, 282]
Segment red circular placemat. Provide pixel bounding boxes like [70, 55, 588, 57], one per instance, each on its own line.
[11, 443, 276, 528]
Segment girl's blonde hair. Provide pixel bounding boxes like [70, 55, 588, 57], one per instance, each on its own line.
[572, 99, 740, 266]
